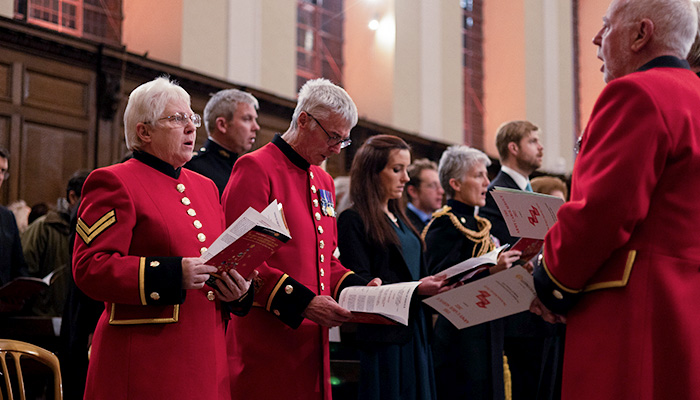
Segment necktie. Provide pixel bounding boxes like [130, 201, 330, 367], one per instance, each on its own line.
[525, 181, 533, 192]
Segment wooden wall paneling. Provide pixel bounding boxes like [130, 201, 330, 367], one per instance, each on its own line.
[0, 61, 10, 102]
[0, 116, 9, 204]
[23, 68, 89, 118]
[20, 122, 87, 208]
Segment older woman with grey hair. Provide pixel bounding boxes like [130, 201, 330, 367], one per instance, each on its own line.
[73, 76, 255, 400]
[422, 144, 521, 400]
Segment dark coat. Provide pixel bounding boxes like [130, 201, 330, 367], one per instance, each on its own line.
[479, 170, 519, 246]
[0, 206, 27, 287]
[337, 208, 428, 344]
[479, 170, 562, 400]
[184, 139, 238, 197]
[423, 199, 505, 400]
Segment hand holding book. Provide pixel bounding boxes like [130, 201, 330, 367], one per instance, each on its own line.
[202, 200, 291, 279]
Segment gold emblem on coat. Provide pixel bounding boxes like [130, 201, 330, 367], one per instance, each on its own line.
[76, 209, 117, 245]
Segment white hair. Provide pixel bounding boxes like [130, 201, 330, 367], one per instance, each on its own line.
[438, 145, 491, 200]
[123, 76, 190, 151]
[289, 78, 358, 132]
[622, 0, 698, 57]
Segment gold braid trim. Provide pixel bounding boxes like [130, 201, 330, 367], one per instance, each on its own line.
[423, 206, 494, 258]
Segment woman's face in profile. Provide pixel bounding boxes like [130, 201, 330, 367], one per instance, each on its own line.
[144, 99, 198, 168]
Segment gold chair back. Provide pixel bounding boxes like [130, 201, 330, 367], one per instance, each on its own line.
[0, 339, 63, 400]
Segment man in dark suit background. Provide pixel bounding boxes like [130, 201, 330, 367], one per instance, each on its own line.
[479, 120, 562, 400]
[0, 147, 28, 312]
[404, 158, 444, 232]
[479, 120, 543, 244]
[184, 88, 260, 196]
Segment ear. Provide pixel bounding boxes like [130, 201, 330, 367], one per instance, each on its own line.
[68, 190, 80, 206]
[507, 141, 519, 158]
[136, 122, 152, 144]
[631, 19, 654, 52]
[448, 178, 461, 193]
[215, 116, 228, 134]
[298, 111, 310, 129]
[406, 185, 419, 201]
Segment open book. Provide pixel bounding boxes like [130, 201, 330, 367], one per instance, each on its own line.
[423, 265, 536, 329]
[490, 187, 565, 263]
[0, 268, 62, 312]
[440, 245, 508, 284]
[337, 281, 422, 325]
[201, 200, 291, 278]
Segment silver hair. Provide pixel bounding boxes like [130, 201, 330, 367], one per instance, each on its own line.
[203, 89, 259, 135]
[622, 0, 698, 58]
[123, 76, 191, 151]
[289, 78, 358, 132]
[438, 145, 491, 200]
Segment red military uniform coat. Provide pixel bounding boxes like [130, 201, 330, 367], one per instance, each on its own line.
[221, 134, 365, 400]
[534, 57, 700, 400]
[73, 152, 231, 400]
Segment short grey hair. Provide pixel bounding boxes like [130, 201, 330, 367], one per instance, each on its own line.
[123, 77, 191, 151]
[290, 78, 358, 132]
[203, 89, 259, 135]
[438, 145, 491, 200]
[621, 0, 698, 58]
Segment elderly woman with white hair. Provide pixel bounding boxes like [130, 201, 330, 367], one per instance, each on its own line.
[73, 77, 254, 400]
[422, 145, 521, 400]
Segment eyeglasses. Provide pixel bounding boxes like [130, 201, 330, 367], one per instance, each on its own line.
[306, 113, 352, 149]
[154, 112, 202, 128]
[421, 182, 442, 191]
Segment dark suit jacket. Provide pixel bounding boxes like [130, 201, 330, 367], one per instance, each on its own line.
[480, 170, 554, 340]
[479, 170, 519, 246]
[338, 208, 428, 344]
[0, 205, 28, 286]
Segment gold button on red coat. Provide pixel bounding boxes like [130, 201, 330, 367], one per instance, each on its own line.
[285, 285, 294, 294]
[200, 247, 207, 255]
[181, 197, 191, 206]
[318, 226, 324, 234]
[193, 220, 202, 229]
[150, 261, 160, 267]
[320, 268, 325, 277]
[207, 291, 216, 301]
[313, 199, 319, 207]
[197, 233, 206, 242]
[315, 212, 321, 221]
[187, 208, 196, 216]
[320, 254, 325, 263]
[176, 183, 186, 193]
[311, 185, 317, 193]
[150, 292, 160, 300]
[321, 283, 325, 291]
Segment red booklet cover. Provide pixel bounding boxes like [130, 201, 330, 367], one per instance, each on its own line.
[511, 237, 544, 264]
[202, 201, 291, 278]
[206, 225, 291, 278]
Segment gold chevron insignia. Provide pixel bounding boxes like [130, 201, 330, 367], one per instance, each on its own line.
[77, 209, 117, 245]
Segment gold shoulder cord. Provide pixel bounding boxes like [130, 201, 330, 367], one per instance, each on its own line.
[422, 206, 494, 258]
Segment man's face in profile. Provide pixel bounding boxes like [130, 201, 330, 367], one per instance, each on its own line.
[0, 156, 7, 189]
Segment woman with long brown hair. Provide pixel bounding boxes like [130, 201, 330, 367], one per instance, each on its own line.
[337, 134, 446, 400]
